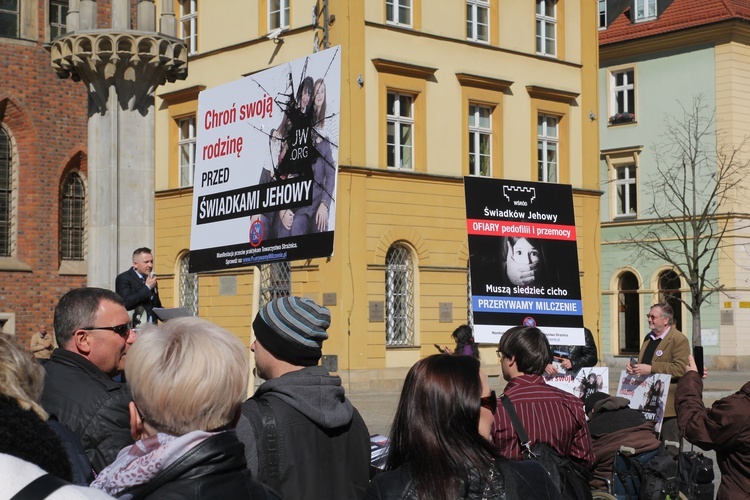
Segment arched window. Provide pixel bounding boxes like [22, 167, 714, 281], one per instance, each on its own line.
[60, 172, 85, 261]
[659, 270, 682, 331]
[0, 127, 15, 257]
[260, 262, 291, 306]
[386, 243, 414, 346]
[178, 252, 198, 316]
[618, 271, 640, 354]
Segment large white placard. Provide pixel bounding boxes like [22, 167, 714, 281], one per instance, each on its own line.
[190, 47, 341, 272]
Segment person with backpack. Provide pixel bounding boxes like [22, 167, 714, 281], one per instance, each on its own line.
[675, 355, 750, 500]
[236, 296, 371, 500]
[584, 391, 661, 492]
[366, 354, 559, 499]
[493, 326, 594, 467]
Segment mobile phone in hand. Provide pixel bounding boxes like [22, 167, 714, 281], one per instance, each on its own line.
[434, 343, 446, 353]
[629, 356, 638, 366]
[693, 346, 704, 376]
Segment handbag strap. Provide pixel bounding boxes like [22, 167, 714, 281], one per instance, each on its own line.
[257, 397, 281, 492]
[499, 394, 534, 456]
[10, 474, 67, 500]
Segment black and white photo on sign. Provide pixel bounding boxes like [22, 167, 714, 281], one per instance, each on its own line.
[464, 177, 585, 345]
[616, 371, 671, 433]
[190, 47, 341, 273]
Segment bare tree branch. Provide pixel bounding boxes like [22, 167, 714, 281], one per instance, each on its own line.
[624, 95, 750, 345]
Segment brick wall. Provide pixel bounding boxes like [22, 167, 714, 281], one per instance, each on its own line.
[0, 0, 116, 346]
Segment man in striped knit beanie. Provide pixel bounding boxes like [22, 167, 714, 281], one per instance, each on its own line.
[236, 296, 370, 500]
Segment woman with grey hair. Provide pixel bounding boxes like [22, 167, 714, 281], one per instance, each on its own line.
[91, 318, 279, 499]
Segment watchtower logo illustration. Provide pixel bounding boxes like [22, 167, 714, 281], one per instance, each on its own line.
[502, 185, 536, 207]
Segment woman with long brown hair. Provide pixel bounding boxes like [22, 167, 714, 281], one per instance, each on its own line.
[366, 354, 559, 500]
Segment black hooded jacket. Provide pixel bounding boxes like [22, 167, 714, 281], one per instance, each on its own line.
[550, 328, 598, 371]
[236, 365, 370, 500]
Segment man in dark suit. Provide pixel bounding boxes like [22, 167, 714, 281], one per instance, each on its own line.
[115, 247, 162, 325]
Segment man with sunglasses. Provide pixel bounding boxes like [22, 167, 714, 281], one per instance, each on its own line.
[41, 287, 136, 475]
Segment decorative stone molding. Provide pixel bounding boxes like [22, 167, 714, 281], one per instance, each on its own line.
[51, 32, 188, 113]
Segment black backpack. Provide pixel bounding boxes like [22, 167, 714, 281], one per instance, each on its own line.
[500, 395, 593, 500]
[612, 447, 660, 499]
[638, 454, 679, 500]
[678, 451, 714, 500]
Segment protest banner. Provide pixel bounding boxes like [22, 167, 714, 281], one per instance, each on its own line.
[616, 371, 671, 433]
[464, 177, 584, 344]
[189, 47, 341, 272]
[544, 367, 609, 400]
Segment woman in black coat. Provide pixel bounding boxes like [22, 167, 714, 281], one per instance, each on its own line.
[366, 354, 559, 500]
[90, 318, 279, 499]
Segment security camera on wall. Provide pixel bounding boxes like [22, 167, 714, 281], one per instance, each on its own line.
[266, 27, 284, 43]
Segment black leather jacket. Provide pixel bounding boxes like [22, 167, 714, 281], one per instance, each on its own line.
[366, 460, 560, 500]
[121, 432, 280, 500]
[551, 328, 598, 372]
[41, 349, 133, 473]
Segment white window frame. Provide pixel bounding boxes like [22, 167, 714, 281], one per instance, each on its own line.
[614, 164, 637, 217]
[385, 243, 415, 346]
[634, 0, 656, 21]
[598, 0, 606, 29]
[536, 0, 557, 57]
[537, 114, 558, 183]
[386, 0, 412, 27]
[179, 0, 198, 54]
[469, 104, 492, 177]
[386, 91, 414, 170]
[269, 0, 290, 31]
[610, 67, 636, 123]
[178, 116, 196, 187]
[467, 0, 490, 43]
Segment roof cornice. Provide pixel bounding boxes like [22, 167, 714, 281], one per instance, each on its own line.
[601, 19, 750, 62]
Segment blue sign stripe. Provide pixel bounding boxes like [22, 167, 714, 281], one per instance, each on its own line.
[472, 296, 582, 315]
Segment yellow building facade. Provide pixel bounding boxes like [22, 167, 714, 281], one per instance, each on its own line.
[153, 0, 601, 388]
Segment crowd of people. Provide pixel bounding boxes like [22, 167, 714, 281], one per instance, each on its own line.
[2, 287, 746, 499]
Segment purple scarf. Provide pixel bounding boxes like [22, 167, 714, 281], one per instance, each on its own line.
[91, 430, 215, 497]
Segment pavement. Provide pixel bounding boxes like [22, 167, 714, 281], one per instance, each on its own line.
[348, 367, 750, 497]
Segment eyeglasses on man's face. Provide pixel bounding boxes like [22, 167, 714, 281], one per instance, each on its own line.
[80, 322, 133, 338]
[480, 389, 497, 414]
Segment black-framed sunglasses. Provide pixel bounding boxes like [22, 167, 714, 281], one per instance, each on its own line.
[480, 390, 497, 414]
[80, 322, 133, 338]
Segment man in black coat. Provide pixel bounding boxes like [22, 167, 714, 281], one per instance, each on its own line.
[41, 287, 136, 473]
[115, 247, 162, 325]
[545, 327, 599, 375]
